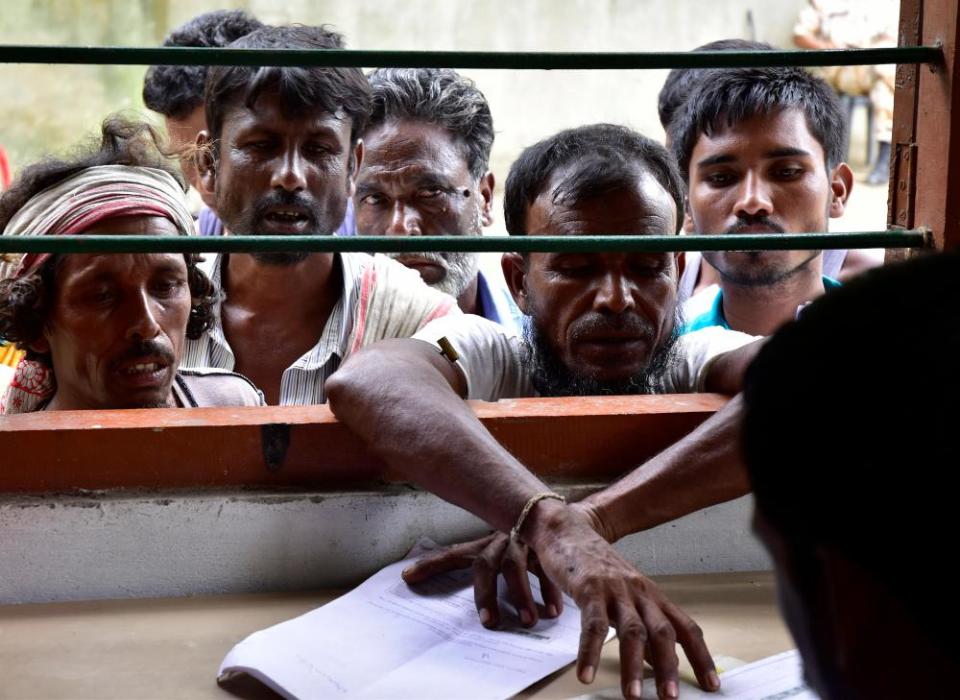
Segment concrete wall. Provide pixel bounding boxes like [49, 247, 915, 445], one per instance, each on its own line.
[0, 485, 768, 604]
[0, 0, 811, 214]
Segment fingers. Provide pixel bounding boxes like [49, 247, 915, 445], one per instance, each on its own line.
[576, 597, 610, 688]
[473, 534, 510, 628]
[660, 598, 720, 692]
[501, 537, 538, 627]
[610, 599, 648, 700]
[636, 596, 679, 699]
[401, 534, 496, 585]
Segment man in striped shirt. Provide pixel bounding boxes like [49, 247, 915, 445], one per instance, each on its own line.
[181, 25, 458, 405]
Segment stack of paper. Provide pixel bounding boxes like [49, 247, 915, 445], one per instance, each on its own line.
[219, 549, 610, 699]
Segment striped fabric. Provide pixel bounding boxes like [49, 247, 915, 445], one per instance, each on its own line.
[180, 253, 361, 406]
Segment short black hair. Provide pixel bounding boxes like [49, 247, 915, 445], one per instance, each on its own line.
[365, 68, 494, 180]
[142, 10, 265, 120]
[0, 117, 216, 351]
[670, 65, 847, 179]
[503, 124, 685, 235]
[743, 251, 960, 653]
[657, 39, 775, 128]
[205, 25, 371, 147]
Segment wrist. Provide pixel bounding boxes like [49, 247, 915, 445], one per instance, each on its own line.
[571, 499, 618, 543]
[518, 497, 574, 550]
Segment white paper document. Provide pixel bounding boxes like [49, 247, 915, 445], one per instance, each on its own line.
[638, 649, 818, 699]
[218, 549, 613, 699]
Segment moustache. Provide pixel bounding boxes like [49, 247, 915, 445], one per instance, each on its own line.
[725, 216, 787, 235]
[109, 339, 176, 371]
[388, 251, 451, 269]
[568, 312, 656, 343]
[251, 191, 322, 228]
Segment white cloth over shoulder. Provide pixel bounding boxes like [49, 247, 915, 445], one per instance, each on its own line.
[412, 316, 759, 401]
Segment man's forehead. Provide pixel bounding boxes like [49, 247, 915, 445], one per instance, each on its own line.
[362, 120, 466, 175]
[692, 107, 824, 163]
[224, 92, 351, 134]
[59, 252, 186, 282]
[525, 168, 677, 235]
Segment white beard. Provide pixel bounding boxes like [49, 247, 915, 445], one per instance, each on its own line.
[389, 250, 480, 298]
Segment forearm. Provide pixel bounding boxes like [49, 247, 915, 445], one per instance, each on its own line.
[703, 339, 765, 395]
[579, 394, 750, 542]
[326, 339, 548, 533]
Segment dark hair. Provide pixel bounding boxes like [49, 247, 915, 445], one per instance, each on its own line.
[669, 65, 847, 178]
[365, 68, 494, 179]
[657, 39, 776, 128]
[743, 251, 960, 652]
[205, 25, 371, 147]
[142, 10, 265, 120]
[503, 124, 685, 235]
[0, 117, 216, 353]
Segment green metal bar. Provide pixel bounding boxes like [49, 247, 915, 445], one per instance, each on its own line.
[0, 46, 941, 69]
[0, 231, 927, 255]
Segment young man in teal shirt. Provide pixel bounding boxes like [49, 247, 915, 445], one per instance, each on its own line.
[670, 65, 856, 336]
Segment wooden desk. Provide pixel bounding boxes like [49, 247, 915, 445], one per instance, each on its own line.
[0, 572, 791, 699]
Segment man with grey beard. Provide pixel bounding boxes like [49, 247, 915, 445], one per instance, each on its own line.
[327, 125, 761, 700]
[354, 68, 523, 333]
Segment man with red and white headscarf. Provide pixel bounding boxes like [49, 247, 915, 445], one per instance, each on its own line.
[0, 117, 263, 413]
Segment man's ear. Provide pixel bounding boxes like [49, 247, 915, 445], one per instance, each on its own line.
[478, 171, 495, 228]
[829, 163, 854, 219]
[501, 252, 529, 314]
[29, 332, 51, 356]
[683, 195, 695, 233]
[347, 140, 364, 198]
[195, 130, 217, 200]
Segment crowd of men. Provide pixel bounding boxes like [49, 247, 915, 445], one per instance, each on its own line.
[0, 8, 954, 700]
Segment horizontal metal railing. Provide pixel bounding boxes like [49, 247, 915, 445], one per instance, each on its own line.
[0, 231, 929, 255]
[0, 46, 941, 69]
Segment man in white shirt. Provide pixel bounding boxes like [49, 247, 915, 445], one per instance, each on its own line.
[328, 125, 760, 700]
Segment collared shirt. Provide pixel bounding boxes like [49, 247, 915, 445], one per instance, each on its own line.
[682, 276, 842, 334]
[171, 369, 265, 407]
[475, 269, 525, 336]
[181, 252, 367, 405]
[412, 315, 759, 400]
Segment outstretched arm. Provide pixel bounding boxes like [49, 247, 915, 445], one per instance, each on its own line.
[405, 340, 758, 634]
[581, 394, 750, 543]
[326, 335, 719, 699]
[327, 337, 545, 532]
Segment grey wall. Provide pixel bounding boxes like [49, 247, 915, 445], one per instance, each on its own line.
[0, 485, 768, 604]
[1, 0, 810, 214]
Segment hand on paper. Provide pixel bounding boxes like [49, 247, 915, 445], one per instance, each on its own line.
[403, 531, 565, 628]
[402, 502, 721, 700]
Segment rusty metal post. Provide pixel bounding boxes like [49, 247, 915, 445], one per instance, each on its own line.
[891, 0, 960, 253]
[887, 0, 923, 262]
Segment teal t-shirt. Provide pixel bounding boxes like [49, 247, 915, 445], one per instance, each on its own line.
[682, 277, 841, 333]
